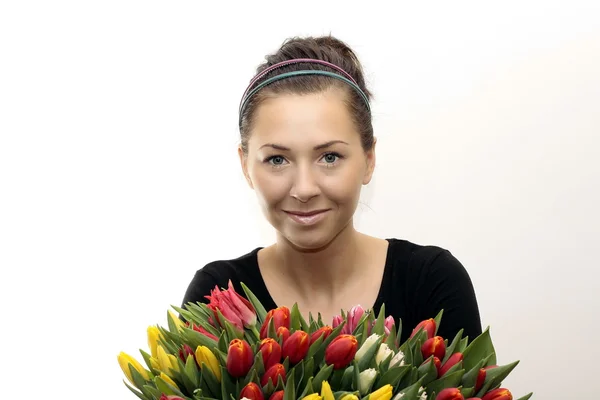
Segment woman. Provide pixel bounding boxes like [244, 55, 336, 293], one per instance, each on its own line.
[181, 35, 482, 343]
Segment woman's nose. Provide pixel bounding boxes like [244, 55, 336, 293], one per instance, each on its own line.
[289, 164, 320, 203]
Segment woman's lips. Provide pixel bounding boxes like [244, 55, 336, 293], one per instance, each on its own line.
[283, 209, 330, 225]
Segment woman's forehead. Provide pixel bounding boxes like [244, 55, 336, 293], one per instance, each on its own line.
[249, 90, 360, 148]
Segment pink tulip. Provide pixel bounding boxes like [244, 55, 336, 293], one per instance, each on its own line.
[204, 280, 257, 332]
[333, 305, 365, 334]
[384, 316, 395, 335]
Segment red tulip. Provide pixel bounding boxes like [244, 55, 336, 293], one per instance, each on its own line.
[258, 338, 282, 370]
[465, 398, 482, 400]
[324, 334, 359, 369]
[410, 318, 436, 339]
[435, 388, 464, 400]
[260, 307, 291, 339]
[310, 326, 333, 345]
[475, 368, 486, 392]
[276, 326, 290, 343]
[332, 305, 365, 334]
[227, 339, 254, 377]
[261, 363, 286, 387]
[481, 388, 512, 400]
[269, 391, 284, 400]
[438, 352, 463, 377]
[422, 336, 446, 360]
[205, 280, 257, 331]
[432, 356, 442, 373]
[178, 344, 195, 363]
[188, 323, 219, 341]
[282, 330, 309, 364]
[332, 315, 344, 329]
[240, 382, 264, 400]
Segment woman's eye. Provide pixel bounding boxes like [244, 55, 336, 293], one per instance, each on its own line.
[267, 156, 286, 166]
[322, 153, 341, 164]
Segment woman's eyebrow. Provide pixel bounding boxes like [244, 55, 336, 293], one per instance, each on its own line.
[259, 140, 349, 151]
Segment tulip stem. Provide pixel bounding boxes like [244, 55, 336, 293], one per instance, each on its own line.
[250, 325, 261, 342]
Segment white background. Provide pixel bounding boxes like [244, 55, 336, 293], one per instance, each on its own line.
[1, 1, 599, 399]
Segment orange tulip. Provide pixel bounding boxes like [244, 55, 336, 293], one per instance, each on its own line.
[481, 388, 512, 400]
[282, 330, 309, 364]
[269, 391, 284, 400]
[435, 388, 464, 400]
[324, 334, 358, 369]
[421, 336, 446, 360]
[259, 338, 282, 370]
[261, 363, 286, 387]
[410, 318, 436, 339]
[310, 326, 333, 345]
[260, 307, 291, 339]
[277, 326, 291, 343]
[227, 339, 254, 377]
[438, 352, 463, 377]
[240, 382, 264, 400]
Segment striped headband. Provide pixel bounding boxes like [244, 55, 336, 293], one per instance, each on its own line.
[238, 58, 371, 128]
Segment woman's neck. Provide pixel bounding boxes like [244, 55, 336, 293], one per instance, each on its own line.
[271, 224, 367, 303]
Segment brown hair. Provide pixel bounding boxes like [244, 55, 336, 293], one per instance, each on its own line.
[239, 35, 374, 154]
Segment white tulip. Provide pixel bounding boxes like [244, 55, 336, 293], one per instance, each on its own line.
[355, 333, 381, 362]
[375, 343, 394, 365]
[358, 368, 377, 395]
[389, 349, 405, 367]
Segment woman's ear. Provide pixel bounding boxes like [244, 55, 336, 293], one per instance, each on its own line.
[238, 145, 254, 189]
[363, 138, 377, 185]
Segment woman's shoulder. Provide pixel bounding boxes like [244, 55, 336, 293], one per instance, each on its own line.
[385, 237, 468, 276]
[198, 247, 262, 279]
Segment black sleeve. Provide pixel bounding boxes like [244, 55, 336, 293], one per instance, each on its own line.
[418, 249, 482, 342]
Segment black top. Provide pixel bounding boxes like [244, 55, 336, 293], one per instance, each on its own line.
[180, 238, 482, 344]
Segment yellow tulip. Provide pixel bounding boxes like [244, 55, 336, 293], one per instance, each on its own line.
[369, 384, 393, 400]
[301, 394, 322, 400]
[117, 352, 151, 386]
[160, 372, 179, 389]
[320, 381, 335, 400]
[168, 310, 185, 332]
[149, 356, 160, 371]
[157, 345, 180, 377]
[147, 326, 161, 358]
[195, 345, 222, 381]
[339, 395, 359, 400]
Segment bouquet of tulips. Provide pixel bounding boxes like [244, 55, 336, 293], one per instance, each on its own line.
[117, 281, 533, 400]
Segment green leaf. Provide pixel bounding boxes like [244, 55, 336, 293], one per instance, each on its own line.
[395, 318, 403, 349]
[221, 365, 238, 400]
[201, 362, 221, 397]
[441, 329, 464, 364]
[433, 309, 444, 336]
[396, 377, 425, 400]
[290, 304, 302, 331]
[458, 336, 469, 353]
[312, 364, 334, 391]
[181, 327, 219, 351]
[307, 335, 324, 359]
[515, 392, 534, 400]
[417, 357, 438, 386]
[299, 376, 315, 398]
[122, 380, 150, 400]
[372, 304, 386, 336]
[462, 327, 496, 371]
[183, 355, 201, 390]
[128, 364, 150, 391]
[475, 361, 520, 398]
[340, 365, 354, 389]
[302, 358, 315, 389]
[283, 366, 296, 400]
[241, 282, 268, 323]
[385, 322, 398, 351]
[374, 365, 410, 390]
[155, 375, 186, 397]
[461, 387, 474, 398]
[425, 369, 464, 396]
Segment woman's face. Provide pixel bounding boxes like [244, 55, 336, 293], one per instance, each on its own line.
[239, 88, 376, 250]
